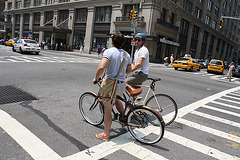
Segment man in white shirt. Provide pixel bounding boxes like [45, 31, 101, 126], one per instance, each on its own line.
[126, 33, 149, 88]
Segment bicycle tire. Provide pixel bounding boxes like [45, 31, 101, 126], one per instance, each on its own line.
[79, 92, 104, 126]
[145, 94, 177, 126]
[127, 106, 164, 144]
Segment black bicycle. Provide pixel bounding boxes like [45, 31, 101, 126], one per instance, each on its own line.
[79, 79, 165, 144]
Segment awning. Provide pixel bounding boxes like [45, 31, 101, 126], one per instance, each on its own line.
[33, 26, 72, 34]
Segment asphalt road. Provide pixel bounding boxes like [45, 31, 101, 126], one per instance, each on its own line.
[0, 45, 239, 160]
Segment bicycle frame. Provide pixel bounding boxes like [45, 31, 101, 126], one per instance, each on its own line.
[125, 84, 161, 110]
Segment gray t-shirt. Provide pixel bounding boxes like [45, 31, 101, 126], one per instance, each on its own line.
[103, 47, 131, 82]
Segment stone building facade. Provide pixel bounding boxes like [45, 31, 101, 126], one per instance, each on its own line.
[3, 0, 240, 63]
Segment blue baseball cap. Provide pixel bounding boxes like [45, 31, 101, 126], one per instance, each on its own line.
[135, 33, 146, 40]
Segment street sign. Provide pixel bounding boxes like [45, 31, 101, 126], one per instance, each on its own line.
[130, 29, 134, 31]
[131, 39, 136, 46]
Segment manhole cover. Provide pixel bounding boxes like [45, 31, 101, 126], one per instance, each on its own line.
[0, 86, 38, 105]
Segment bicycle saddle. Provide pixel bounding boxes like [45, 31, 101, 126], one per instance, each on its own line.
[126, 84, 142, 97]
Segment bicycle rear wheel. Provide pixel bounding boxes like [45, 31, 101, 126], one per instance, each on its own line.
[79, 92, 104, 126]
[127, 106, 164, 144]
[145, 94, 177, 126]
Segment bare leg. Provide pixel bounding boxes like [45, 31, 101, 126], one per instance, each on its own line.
[115, 99, 124, 115]
[103, 103, 113, 137]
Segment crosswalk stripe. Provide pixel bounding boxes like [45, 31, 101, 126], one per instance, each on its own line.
[191, 110, 240, 128]
[218, 97, 240, 105]
[222, 95, 240, 101]
[202, 104, 240, 117]
[211, 101, 240, 110]
[9, 56, 32, 62]
[228, 93, 240, 97]
[64, 132, 168, 160]
[164, 131, 238, 160]
[176, 118, 240, 143]
[20, 56, 45, 62]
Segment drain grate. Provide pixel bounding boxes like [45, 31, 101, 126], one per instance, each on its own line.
[0, 85, 38, 105]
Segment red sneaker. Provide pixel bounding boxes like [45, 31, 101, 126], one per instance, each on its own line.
[96, 133, 109, 141]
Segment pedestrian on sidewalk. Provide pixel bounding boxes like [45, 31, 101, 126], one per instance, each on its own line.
[97, 45, 101, 57]
[227, 62, 235, 82]
[170, 54, 174, 66]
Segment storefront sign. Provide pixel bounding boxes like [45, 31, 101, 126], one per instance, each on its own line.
[160, 38, 180, 47]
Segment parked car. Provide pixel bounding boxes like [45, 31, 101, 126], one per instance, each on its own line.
[13, 39, 41, 55]
[5, 39, 16, 46]
[232, 65, 240, 78]
[207, 59, 224, 74]
[172, 57, 201, 71]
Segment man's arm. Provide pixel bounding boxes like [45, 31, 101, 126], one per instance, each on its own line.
[126, 64, 132, 76]
[93, 58, 110, 83]
[131, 57, 145, 72]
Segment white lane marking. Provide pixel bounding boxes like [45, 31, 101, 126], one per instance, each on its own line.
[191, 110, 240, 128]
[218, 97, 240, 105]
[64, 133, 167, 160]
[228, 93, 240, 97]
[20, 56, 45, 62]
[164, 131, 238, 160]
[9, 56, 32, 62]
[0, 110, 61, 160]
[176, 118, 240, 143]
[202, 104, 240, 118]
[222, 95, 240, 101]
[177, 86, 240, 118]
[211, 101, 240, 110]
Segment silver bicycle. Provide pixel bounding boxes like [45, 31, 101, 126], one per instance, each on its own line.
[124, 78, 178, 126]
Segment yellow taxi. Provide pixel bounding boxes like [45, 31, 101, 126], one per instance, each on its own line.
[5, 39, 16, 46]
[172, 57, 201, 71]
[207, 59, 224, 74]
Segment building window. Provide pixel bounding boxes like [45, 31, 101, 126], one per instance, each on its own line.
[35, 0, 42, 6]
[95, 6, 112, 22]
[16, 1, 21, 9]
[59, 10, 69, 23]
[33, 12, 41, 24]
[183, 0, 192, 13]
[45, 11, 53, 23]
[46, 0, 54, 5]
[180, 19, 189, 35]
[212, 20, 216, 29]
[223, 0, 227, 9]
[207, 0, 212, 11]
[214, 6, 219, 17]
[24, 13, 29, 24]
[192, 25, 199, 39]
[197, 0, 202, 3]
[227, 5, 231, 14]
[15, 14, 20, 24]
[160, 8, 166, 21]
[59, 0, 69, 2]
[75, 8, 87, 23]
[195, 7, 202, 19]
[8, 2, 12, 10]
[24, 0, 30, 7]
[205, 15, 210, 24]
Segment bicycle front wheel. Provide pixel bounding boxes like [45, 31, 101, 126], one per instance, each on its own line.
[127, 106, 164, 144]
[145, 94, 178, 126]
[79, 92, 104, 126]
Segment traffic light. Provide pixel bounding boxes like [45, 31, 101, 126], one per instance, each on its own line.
[129, 10, 133, 19]
[132, 10, 138, 19]
[219, 19, 223, 29]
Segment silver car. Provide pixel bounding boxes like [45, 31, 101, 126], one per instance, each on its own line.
[13, 39, 41, 55]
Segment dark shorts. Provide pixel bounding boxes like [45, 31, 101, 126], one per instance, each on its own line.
[126, 71, 148, 88]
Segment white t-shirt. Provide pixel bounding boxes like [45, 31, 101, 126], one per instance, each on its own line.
[134, 45, 149, 75]
[103, 47, 131, 82]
